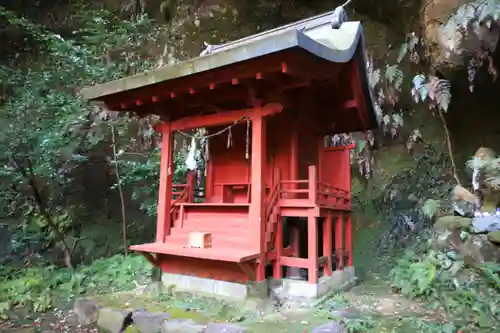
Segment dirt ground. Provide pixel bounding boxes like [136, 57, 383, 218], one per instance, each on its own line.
[0, 277, 443, 333]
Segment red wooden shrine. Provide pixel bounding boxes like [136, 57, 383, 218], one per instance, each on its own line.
[81, 14, 377, 285]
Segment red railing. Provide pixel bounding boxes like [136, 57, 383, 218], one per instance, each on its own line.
[170, 172, 196, 223]
[279, 166, 350, 209]
[264, 170, 281, 250]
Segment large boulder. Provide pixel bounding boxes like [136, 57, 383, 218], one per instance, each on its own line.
[161, 319, 205, 333]
[132, 310, 172, 333]
[97, 308, 133, 333]
[487, 230, 500, 245]
[73, 297, 101, 326]
[471, 215, 500, 233]
[434, 215, 472, 230]
[204, 323, 248, 333]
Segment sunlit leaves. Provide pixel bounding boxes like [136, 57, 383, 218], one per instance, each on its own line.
[466, 148, 500, 191]
[397, 32, 419, 64]
[385, 64, 404, 90]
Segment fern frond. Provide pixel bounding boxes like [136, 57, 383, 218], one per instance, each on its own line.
[429, 78, 451, 112]
[484, 175, 500, 189]
[466, 157, 490, 170]
[476, 0, 500, 23]
[422, 199, 440, 219]
[418, 85, 429, 101]
[397, 43, 408, 63]
[368, 68, 381, 89]
[385, 64, 404, 90]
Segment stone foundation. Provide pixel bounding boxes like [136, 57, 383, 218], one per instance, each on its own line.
[160, 267, 356, 302]
[273, 267, 357, 300]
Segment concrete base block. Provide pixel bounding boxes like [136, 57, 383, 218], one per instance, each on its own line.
[275, 266, 357, 301]
[161, 273, 265, 301]
[160, 267, 356, 303]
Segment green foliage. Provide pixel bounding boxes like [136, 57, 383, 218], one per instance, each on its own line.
[390, 245, 500, 331]
[0, 254, 150, 319]
[0, 5, 162, 265]
[119, 150, 188, 217]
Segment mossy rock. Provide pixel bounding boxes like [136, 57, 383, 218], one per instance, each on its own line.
[487, 231, 500, 245]
[123, 325, 141, 333]
[434, 215, 472, 230]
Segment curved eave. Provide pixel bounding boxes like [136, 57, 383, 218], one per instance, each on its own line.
[80, 21, 364, 100]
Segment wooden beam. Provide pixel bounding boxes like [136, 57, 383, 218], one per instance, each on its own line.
[169, 103, 282, 131]
[156, 123, 173, 243]
[280, 256, 309, 269]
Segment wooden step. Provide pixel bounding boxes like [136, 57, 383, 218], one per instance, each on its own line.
[164, 231, 253, 251]
[179, 219, 249, 230]
[168, 228, 249, 243]
[130, 242, 259, 262]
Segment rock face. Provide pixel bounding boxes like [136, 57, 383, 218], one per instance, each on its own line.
[73, 297, 100, 326]
[422, 0, 500, 68]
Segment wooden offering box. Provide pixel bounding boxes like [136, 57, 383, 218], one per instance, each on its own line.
[189, 232, 212, 248]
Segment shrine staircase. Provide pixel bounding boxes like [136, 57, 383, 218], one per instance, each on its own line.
[264, 180, 281, 252]
[145, 177, 284, 264]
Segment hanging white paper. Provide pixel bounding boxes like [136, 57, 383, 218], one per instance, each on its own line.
[185, 137, 198, 170]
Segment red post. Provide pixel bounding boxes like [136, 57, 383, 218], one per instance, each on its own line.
[156, 123, 173, 243]
[273, 170, 283, 279]
[308, 166, 317, 205]
[346, 214, 353, 267]
[323, 212, 333, 276]
[334, 214, 344, 270]
[289, 123, 299, 199]
[186, 171, 196, 202]
[249, 111, 267, 281]
[273, 213, 283, 279]
[307, 215, 318, 283]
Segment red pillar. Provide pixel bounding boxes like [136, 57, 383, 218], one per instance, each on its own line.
[307, 215, 318, 283]
[273, 213, 283, 279]
[289, 122, 298, 199]
[334, 214, 344, 270]
[156, 123, 173, 243]
[323, 212, 333, 276]
[249, 112, 266, 281]
[346, 214, 353, 267]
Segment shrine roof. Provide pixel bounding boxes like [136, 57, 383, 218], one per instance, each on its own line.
[80, 11, 368, 102]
